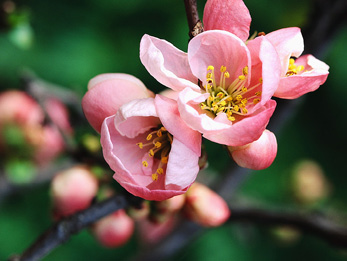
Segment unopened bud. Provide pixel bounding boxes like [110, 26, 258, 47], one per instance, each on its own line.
[184, 183, 230, 227]
[51, 165, 98, 218]
[292, 160, 330, 205]
[92, 209, 134, 248]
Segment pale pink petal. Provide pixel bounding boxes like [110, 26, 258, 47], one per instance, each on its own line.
[265, 28, 304, 75]
[228, 129, 277, 170]
[203, 100, 277, 146]
[82, 73, 153, 133]
[155, 95, 201, 156]
[165, 137, 200, 190]
[247, 36, 281, 104]
[188, 30, 251, 86]
[177, 88, 230, 133]
[275, 55, 329, 99]
[140, 34, 199, 91]
[159, 89, 179, 101]
[115, 98, 160, 138]
[203, 0, 251, 42]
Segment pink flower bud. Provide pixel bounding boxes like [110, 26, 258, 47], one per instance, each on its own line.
[51, 166, 98, 218]
[92, 210, 134, 248]
[137, 215, 177, 246]
[292, 160, 330, 205]
[228, 129, 277, 170]
[184, 182, 230, 227]
[155, 194, 186, 214]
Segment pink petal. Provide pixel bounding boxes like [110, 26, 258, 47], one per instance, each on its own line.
[165, 137, 200, 190]
[228, 129, 277, 170]
[155, 95, 202, 156]
[203, 100, 277, 146]
[115, 98, 160, 138]
[159, 89, 180, 101]
[188, 30, 251, 86]
[82, 73, 153, 133]
[275, 55, 329, 99]
[177, 88, 230, 133]
[140, 34, 199, 91]
[265, 27, 304, 75]
[247, 36, 281, 104]
[203, 0, 251, 42]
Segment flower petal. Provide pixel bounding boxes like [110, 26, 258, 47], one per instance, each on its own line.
[203, 0, 251, 42]
[82, 73, 153, 133]
[115, 98, 160, 138]
[177, 87, 230, 133]
[228, 129, 277, 170]
[203, 99, 277, 146]
[155, 94, 202, 157]
[247, 36, 281, 104]
[265, 27, 304, 75]
[140, 34, 199, 91]
[275, 55, 329, 99]
[165, 137, 199, 190]
[188, 30, 251, 86]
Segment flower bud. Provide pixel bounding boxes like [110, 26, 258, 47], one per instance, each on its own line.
[292, 160, 330, 205]
[184, 182, 230, 227]
[92, 210, 134, 248]
[51, 165, 98, 218]
[127, 200, 150, 221]
[228, 129, 277, 170]
[155, 194, 186, 214]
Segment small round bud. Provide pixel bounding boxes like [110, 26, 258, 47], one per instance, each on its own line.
[92, 210, 134, 248]
[51, 165, 98, 218]
[184, 183, 230, 227]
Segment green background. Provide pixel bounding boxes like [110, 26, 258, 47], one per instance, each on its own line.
[1, 0, 347, 260]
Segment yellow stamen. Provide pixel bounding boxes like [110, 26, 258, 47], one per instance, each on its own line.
[146, 134, 152, 140]
[243, 66, 249, 76]
[157, 168, 164, 175]
[149, 149, 154, 157]
[152, 173, 158, 181]
[142, 161, 148, 167]
[238, 75, 246, 80]
[161, 156, 168, 164]
[207, 65, 214, 71]
[136, 142, 143, 149]
[154, 141, 161, 148]
[220, 66, 226, 72]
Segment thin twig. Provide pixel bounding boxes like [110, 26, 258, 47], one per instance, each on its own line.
[9, 193, 143, 261]
[184, 0, 203, 39]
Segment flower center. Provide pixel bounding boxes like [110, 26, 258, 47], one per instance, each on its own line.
[136, 126, 172, 181]
[286, 58, 305, 76]
[200, 65, 262, 122]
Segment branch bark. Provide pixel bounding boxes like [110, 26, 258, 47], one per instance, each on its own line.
[9, 193, 143, 261]
[184, 0, 203, 39]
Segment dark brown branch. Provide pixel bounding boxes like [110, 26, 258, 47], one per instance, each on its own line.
[184, 0, 203, 39]
[9, 193, 143, 261]
[229, 207, 347, 248]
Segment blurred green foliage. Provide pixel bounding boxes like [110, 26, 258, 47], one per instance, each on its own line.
[0, 0, 346, 260]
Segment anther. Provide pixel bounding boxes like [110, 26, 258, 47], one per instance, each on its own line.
[142, 161, 148, 167]
[146, 134, 152, 140]
[152, 173, 158, 181]
[136, 142, 143, 149]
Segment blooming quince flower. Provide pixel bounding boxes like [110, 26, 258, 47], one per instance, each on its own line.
[82, 73, 154, 133]
[140, 30, 278, 146]
[264, 28, 329, 99]
[227, 129, 277, 170]
[202, 0, 329, 99]
[101, 95, 201, 201]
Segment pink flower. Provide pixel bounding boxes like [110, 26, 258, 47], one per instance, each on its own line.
[203, 0, 329, 99]
[264, 28, 329, 99]
[140, 30, 278, 146]
[101, 95, 201, 201]
[82, 73, 154, 133]
[227, 129, 277, 170]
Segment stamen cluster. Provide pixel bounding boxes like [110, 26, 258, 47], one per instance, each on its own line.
[136, 126, 173, 181]
[286, 58, 305, 76]
[200, 65, 262, 122]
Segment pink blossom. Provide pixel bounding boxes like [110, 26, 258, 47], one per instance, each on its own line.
[101, 95, 201, 201]
[203, 0, 329, 99]
[140, 30, 278, 146]
[184, 182, 230, 227]
[228, 129, 277, 170]
[82, 73, 154, 133]
[265, 28, 329, 99]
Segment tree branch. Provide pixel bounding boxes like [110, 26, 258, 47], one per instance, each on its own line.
[9, 193, 143, 261]
[184, 0, 203, 39]
[229, 206, 347, 248]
